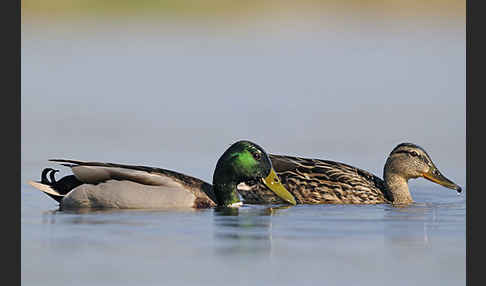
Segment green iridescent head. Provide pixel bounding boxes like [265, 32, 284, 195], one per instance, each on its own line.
[212, 140, 296, 207]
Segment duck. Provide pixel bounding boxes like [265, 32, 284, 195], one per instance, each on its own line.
[236, 143, 462, 205]
[28, 140, 297, 210]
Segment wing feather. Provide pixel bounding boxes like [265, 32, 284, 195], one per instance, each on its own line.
[237, 154, 389, 204]
[49, 159, 217, 203]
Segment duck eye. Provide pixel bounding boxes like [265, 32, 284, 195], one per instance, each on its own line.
[253, 152, 262, 161]
[410, 151, 419, 157]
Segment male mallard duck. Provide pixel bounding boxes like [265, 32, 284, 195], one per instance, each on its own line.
[28, 140, 296, 209]
[236, 143, 462, 205]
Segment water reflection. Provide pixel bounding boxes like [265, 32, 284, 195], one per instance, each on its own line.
[40, 207, 199, 226]
[212, 205, 290, 256]
[41, 209, 59, 224]
[383, 203, 439, 249]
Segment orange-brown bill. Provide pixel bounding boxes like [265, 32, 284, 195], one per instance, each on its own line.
[423, 168, 462, 193]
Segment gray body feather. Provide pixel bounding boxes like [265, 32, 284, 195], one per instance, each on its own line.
[29, 159, 217, 209]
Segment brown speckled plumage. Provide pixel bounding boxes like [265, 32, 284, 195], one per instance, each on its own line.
[237, 154, 391, 205]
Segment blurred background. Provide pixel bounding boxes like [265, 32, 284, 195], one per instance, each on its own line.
[21, 1, 465, 286]
[21, 0, 465, 186]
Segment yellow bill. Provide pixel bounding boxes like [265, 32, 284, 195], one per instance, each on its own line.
[261, 168, 297, 205]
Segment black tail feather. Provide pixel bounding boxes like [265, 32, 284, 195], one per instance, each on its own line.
[49, 169, 59, 184]
[54, 175, 83, 195]
[41, 168, 55, 184]
[39, 168, 83, 197]
[44, 191, 64, 203]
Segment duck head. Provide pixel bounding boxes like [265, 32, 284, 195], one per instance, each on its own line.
[213, 140, 296, 207]
[384, 143, 462, 193]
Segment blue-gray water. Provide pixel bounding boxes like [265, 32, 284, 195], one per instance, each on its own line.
[22, 18, 465, 286]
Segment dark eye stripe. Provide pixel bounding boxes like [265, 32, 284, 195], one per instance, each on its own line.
[394, 150, 430, 164]
[393, 150, 411, 156]
[395, 150, 419, 156]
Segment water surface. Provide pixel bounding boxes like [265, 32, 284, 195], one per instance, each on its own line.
[21, 164, 465, 286]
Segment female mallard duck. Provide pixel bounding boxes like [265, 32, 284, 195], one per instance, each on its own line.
[28, 140, 296, 209]
[236, 143, 462, 205]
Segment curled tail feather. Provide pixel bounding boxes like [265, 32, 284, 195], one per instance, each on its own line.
[29, 168, 83, 203]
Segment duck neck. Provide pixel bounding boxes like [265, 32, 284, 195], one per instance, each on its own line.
[383, 172, 413, 205]
[212, 178, 241, 207]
